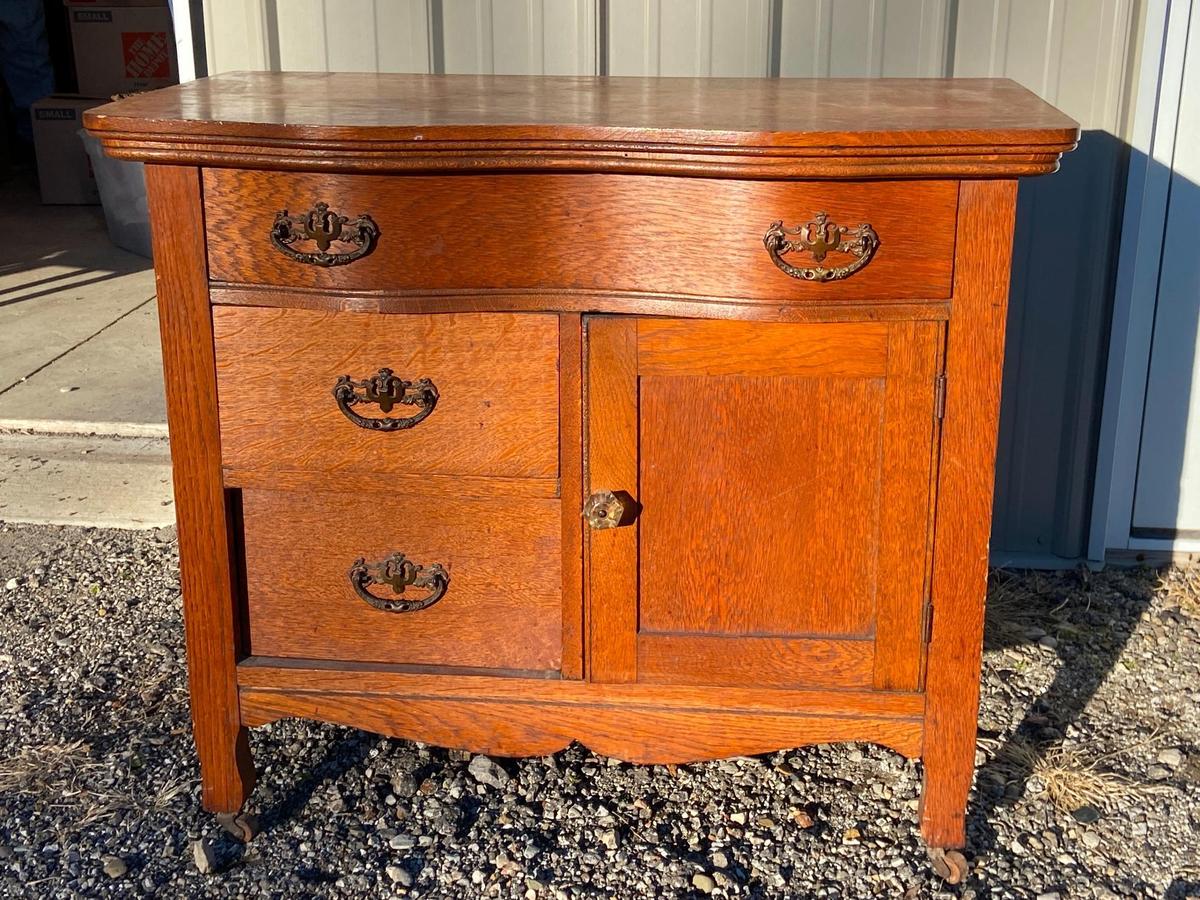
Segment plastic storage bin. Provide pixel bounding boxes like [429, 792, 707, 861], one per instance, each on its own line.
[79, 129, 152, 258]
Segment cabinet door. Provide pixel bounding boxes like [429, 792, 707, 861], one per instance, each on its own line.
[585, 317, 943, 692]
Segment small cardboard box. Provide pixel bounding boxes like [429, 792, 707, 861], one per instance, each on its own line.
[65, 0, 178, 99]
[31, 95, 104, 205]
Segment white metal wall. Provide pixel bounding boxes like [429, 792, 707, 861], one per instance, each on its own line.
[198, 0, 1142, 559]
[202, 0, 1134, 131]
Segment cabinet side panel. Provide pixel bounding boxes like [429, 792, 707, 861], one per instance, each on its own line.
[145, 164, 255, 812]
[921, 180, 1017, 848]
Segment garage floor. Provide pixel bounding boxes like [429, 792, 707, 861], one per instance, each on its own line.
[0, 175, 173, 527]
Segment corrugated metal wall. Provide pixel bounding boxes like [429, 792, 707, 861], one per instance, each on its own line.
[201, 0, 1140, 560]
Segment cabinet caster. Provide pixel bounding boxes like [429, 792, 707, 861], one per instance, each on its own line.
[927, 847, 969, 884]
[215, 811, 259, 843]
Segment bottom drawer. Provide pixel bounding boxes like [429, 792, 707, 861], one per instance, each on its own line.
[241, 489, 562, 672]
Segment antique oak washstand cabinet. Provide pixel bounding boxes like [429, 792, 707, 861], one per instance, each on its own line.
[84, 74, 1076, 863]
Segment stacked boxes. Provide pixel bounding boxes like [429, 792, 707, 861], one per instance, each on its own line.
[30, 95, 103, 204]
[65, 0, 179, 98]
[31, 0, 177, 204]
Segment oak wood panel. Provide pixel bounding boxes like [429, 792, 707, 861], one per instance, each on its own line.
[872, 321, 943, 691]
[238, 691, 924, 762]
[638, 373, 884, 637]
[210, 283, 952, 324]
[85, 73, 1077, 178]
[636, 319, 889, 378]
[223, 468, 559, 499]
[241, 489, 562, 671]
[559, 313, 584, 680]
[636, 634, 874, 689]
[203, 170, 957, 303]
[237, 659, 925, 719]
[916, 336, 949, 691]
[584, 317, 639, 682]
[920, 181, 1018, 849]
[144, 165, 255, 814]
[213, 308, 559, 479]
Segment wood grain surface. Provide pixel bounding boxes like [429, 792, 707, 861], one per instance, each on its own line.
[237, 659, 925, 719]
[584, 316, 939, 692]
[213, 308, 559, 480]
[558, 313, 584, 680]
[920, 180, 1018, 849]
[636, 634, 873, 689]
[203, 170, 957, 302]
[584, 317, 639, 682]
[872, 321, 943, 691]
[636, 318, 889, 377]
[85, 73, 1077, 178]
[638, 373, 884, 637]
[210, 284, 952, 325]
[145, 165, 255, 813]
[239, 690, 923, 762]
[241, 489, 562, 672]
[637, 318, 936, 649]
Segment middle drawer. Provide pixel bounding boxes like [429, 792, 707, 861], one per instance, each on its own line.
[213, 308, 560, 482]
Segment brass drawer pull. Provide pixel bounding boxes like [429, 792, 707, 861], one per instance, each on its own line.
[763, 212, 879, 282]
[332, 368, 438, 431]
[271, 201, 379, 267]
[348, 552, 449, 612]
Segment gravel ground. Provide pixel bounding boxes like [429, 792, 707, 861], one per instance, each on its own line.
[0, 521, 1197, 899]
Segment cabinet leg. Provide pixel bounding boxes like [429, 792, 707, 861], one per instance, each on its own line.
[918, 750, 970, 849]
[196, 723, 257, 816]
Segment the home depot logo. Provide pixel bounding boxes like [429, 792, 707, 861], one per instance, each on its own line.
[122, 31, 170, 79]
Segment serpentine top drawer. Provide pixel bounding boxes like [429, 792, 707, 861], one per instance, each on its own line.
[213, 308, 560, 482]
[203, 170, 958, 302]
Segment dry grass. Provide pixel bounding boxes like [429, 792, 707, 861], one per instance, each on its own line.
[985, 569, 1077, 641]
[983, 733, 1172, 814]
[0, 739, 190, 826]
[1158, 564, 1200, 617]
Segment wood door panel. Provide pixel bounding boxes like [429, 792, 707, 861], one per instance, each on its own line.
[585, 316, 942, 692]
[639, 374, 884, 636]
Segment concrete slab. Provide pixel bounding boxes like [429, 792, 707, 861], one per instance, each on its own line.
[0, 176, 156, 393]
[0, 430, 173, 529]
[0, 300, 166, 433]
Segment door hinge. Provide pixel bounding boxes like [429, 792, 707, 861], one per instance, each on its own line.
[933, 373, 947, 420]
[921, 604, 934, 643]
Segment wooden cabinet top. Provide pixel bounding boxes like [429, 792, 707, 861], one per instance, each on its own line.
[85, 73, 1077, 179]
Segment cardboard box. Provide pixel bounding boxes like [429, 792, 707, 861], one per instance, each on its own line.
[31, 95, 104, 205]
[65, 0, 178, 99]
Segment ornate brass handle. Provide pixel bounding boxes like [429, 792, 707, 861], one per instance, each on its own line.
[271, 202, 379, 267]
[763, 212, 879, 282]
[332, 368, 438, 431]
[348, 553, 449, 613]
[584, 491, 630, 529]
